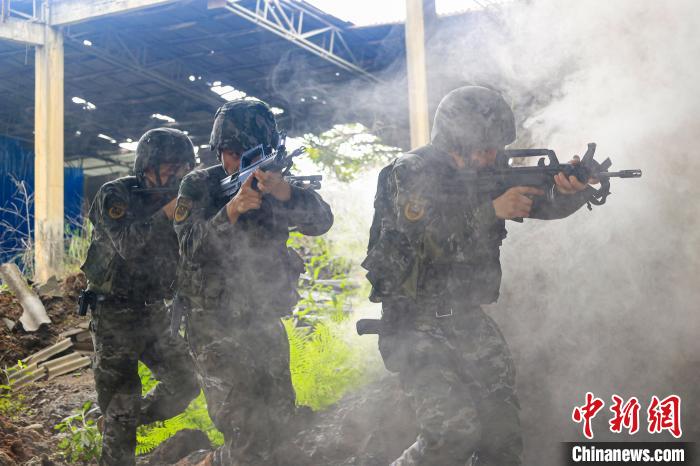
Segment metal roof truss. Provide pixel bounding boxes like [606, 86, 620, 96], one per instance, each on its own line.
[223, 0, 379, 82]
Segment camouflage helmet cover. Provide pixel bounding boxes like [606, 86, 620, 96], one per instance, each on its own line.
[134, 127, 196, 175]
[209, 99, 279, 155]
[431, 86, 516, 154]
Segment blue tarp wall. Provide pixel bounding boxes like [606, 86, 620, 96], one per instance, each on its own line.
[0, 136, 84, 263]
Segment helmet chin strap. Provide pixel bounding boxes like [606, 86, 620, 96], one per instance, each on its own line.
[142, 165, 165, 189]
[217, 149, 230, 174]
[154, 164, 163, 187]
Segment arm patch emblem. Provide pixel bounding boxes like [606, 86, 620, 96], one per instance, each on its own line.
[174, 197, 193, 223]
[107, 202, 127, 220]
[404, 197, 426, 222]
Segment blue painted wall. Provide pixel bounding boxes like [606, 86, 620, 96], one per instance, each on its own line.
[0, 136, 84, 263]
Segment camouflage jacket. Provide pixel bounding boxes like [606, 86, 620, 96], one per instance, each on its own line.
[173, 165, 333, 311]
[363, 144, 595, 305]
[81, 176, 179, 302]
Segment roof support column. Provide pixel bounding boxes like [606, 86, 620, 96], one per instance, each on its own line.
[404, 0, 430, 148]
[34, 24, 64, 281]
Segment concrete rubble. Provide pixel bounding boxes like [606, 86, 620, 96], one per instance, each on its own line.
[0, 263, 52, 332]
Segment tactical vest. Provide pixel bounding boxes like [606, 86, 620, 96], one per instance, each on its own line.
[82, 176, 179, 302]
[175, 166, 305, 312]
[363, 145, 507, 306]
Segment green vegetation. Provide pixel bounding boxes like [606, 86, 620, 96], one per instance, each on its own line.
[285, 320, 370, 410]
[0, 362, 28, 419]
[136, 362, 224, 454]
[136, 392, 224, 455]
[54, 401, 102, 463]
[302, 123, 400, 182]
[134, 234, 376, 452]
[284, 233, 375, 410]
[64, 220, 92, 275]
[288, 232, 352, 323]
[39, 123, 391, 457]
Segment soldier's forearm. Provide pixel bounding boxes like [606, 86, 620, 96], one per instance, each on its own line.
[107, 208, 172, 260]
[176, 206, 240, 262]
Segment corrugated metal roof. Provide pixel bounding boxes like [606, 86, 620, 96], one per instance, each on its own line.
[0, 1, 488, 165]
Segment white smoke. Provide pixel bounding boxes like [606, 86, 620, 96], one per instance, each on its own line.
[447, 1, 700, 462]
[291, 1, 699, 462]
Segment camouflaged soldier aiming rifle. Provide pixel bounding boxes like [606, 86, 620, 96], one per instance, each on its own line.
[361, 86, 602, 466]
[80, 128, 199, 466]
[173, 99, 333, 465]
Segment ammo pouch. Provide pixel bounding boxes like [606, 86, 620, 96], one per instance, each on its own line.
[376, 297, 415, 373]
[285, 247, 306, 286]
[80, 240, 119, 293]
[362, 229, 415, 302]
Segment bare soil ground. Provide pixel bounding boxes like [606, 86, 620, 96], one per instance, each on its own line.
[0, 370, 97, 466]
[0, 273, 87, 368]
[1, 273, 96, 466]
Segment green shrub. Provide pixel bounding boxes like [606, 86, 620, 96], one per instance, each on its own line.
[54, 401, 102, 463]
[133, 222, 373, 452]
[0, 361, 28, 418]
[285, 320, 369, 410]
[302, 123, 400, 182]
[136, 392, 224, 455]
[136, 364, 224, 455]
[0, 383, 25, 418]
[64, 219, 92, 275]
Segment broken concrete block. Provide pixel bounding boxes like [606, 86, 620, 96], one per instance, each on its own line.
[0, 263, 51, 332]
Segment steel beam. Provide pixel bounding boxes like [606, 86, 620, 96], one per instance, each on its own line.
[50, 0, 180, 26]
[63, 34, 223, 108]
[0, 16, 44, 45]
[223, 0, 379, 83]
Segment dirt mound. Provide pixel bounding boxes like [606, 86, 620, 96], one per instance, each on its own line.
[0, 414, 54, 465]
[152, 375, 417, 466]
[0, 370, 96, 466]
[0, 273, 88, 368]
[295, 374, 416, 465]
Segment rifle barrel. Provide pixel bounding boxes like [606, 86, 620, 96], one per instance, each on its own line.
[597, 169, 642, 179]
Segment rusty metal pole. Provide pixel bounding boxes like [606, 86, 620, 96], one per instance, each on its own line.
[404, 0, 430, 149]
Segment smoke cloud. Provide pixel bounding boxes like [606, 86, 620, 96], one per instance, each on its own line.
[280, 1, 699, 463]
[423, 1, 700, 462]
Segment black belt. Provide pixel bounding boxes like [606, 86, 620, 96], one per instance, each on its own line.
[101, 295, 165, 307]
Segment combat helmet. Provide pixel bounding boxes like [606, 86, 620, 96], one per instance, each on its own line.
[431, 86, 516, 155]
[209, 99, 279, 159]
[134, 127, 196, 188]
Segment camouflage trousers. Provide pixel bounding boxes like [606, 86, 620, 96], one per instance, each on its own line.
[186, 301, 307, 466]
[90, 300, 199, 466]
[379, 302, 522, 466]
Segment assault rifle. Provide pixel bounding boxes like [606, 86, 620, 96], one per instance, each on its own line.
[219, 132, 322, 199]
[356, 143, 642, 336]
[464, 142, 641, 206]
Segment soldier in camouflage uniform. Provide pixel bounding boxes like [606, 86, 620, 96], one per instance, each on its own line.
[82, 128, 200, 466]
[173, 99, 333, 465]
[362, 86, 599, 465]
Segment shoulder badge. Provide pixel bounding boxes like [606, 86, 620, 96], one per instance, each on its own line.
[174, 197, 193, 223]
[107, 201, 127, 220]
[404, 197, 426, 222]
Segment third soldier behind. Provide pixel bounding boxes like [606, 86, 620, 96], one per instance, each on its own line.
[82, 128, 200, 466]
[362, 86, 600, 466]
[174, 99, 333, 465]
